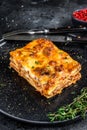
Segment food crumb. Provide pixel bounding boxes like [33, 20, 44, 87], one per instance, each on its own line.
[12, 19, 15, 23]
[21, 5, 24, 8]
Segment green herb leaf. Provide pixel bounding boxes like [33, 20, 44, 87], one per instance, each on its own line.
[31, 66, 35, 69]
[48, 88, 87, 122]
[35, 61, 40, 64]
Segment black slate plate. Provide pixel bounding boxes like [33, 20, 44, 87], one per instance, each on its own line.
[0, 40, 87, 125]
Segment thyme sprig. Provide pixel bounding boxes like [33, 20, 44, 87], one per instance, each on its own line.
[48, 88, 87, 122]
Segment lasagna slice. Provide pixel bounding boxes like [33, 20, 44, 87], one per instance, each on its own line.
[9, 38, 81, 98]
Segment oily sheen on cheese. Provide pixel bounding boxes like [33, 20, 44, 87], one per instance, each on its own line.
[9, 38, 81, 98]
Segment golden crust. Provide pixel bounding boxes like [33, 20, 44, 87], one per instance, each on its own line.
[9, 38, 81, 98]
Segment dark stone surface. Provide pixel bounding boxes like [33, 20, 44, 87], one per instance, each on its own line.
[0, 0, 87, 129]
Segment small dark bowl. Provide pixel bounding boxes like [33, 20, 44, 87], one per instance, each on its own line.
[72, 8, 87, 27]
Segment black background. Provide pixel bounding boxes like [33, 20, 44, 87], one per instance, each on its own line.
[0, 0, 87, 130]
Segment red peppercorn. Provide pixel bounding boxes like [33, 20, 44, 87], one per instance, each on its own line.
[73, 8, 87, 22]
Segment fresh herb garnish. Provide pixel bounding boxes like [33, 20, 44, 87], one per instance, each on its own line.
[48, 88, 87, 122]
[31, 66, 35, 69]
[35, 61, 40, 64]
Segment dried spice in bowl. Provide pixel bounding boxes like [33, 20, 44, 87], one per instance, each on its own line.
[72, 8, 87, 26]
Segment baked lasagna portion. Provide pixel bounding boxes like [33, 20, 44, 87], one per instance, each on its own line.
[9, 38, 81, 98]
